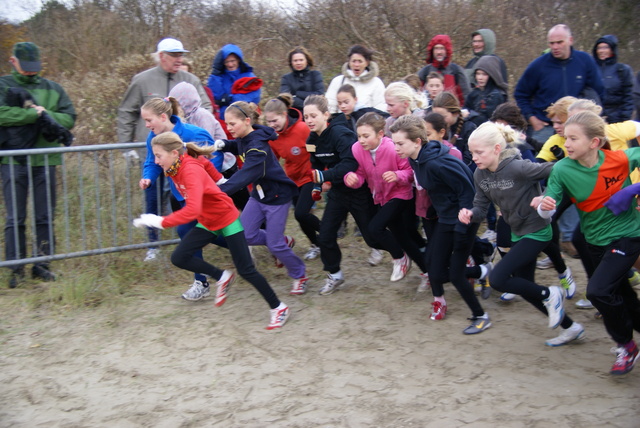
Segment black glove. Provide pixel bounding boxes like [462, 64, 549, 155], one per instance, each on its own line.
[550, 145, 565, 160]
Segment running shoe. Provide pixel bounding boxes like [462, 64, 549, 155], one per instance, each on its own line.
[559, 267, 576, 299]
[500, 292, 516, 301]
[274, 236, 295, 268]
[430, 301, 447, 321]
[182, 280, 210, 301]
[536, 256, 554, 270]
[545, 322, 585, 346]
[318, 274, 344, 296]
[266, 303, 290, 330]
[214, 270, 236, 307]
[390, 254, 411, 282]
[290, 277, 308, 295]
[575, 298, 594, 309]
[463, 313, 491, 334]
[144, 248, 159, 262]
[304, 245, 320, 260]
[417, 273, 431, 292]
[543, 286, 565, 329]
[610, 341, 639, 375]
[368, 248, 384, 266]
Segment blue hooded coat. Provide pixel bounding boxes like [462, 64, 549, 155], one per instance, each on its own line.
[592, 35, 634, 123]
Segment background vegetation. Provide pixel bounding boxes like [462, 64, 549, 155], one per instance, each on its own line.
[1, 0, 638, 146]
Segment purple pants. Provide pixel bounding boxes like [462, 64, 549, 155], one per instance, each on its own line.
[240, 198, 306, 279]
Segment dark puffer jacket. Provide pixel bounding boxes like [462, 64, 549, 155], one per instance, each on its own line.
[592, 35, 634, 123]
[279, 67, 325, 110]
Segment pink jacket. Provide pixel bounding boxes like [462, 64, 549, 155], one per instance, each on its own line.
[345, 136, 414, 205]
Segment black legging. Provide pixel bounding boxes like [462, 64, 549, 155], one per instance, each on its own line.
[293, 181, 320, 246]
[171, 227, 280, 309]
[490, 236, 574, 329]
[427, 222, 485, 317]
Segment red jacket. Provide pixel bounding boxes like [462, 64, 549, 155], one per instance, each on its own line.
[161, 155, 239, 231]
[268, 109, 313, 187]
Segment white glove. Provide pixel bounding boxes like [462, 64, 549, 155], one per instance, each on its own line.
[133, 214, 165, 229]
[214, 140, 226, 151]
[216, 177, 228, 185]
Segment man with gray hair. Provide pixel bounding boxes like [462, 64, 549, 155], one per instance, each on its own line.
[117, 37, 211, 145]
[515, 24, 603, 143]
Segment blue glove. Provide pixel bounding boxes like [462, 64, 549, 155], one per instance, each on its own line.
[604, 183, 640, 216]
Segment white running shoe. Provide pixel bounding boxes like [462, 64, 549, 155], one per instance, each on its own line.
[543, 286, 565, 329]
[368, 248, 384, 266]
[480, 229, 497, 242]
[215, 270, 236, 307]
[144, 248, 159, 262]
[390, 254, 411, 282]
[182, 280, 210, 301]
[304, 245, 320, 260]
[318, 274, 344, 295]
[575, 298, 594, 309]
[290, 277, 308, 295]
[417, 273, 431, 292]
[559, 267, 576, 299]
[536, 257, 554, 270]
[266, 303, 290, 330]
[500, 292, 516, 301]
[545, 322, 585, 346]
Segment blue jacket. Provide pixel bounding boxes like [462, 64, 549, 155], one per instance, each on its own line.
[206, 44, 260, 120]
[218, 125, 297, 205]
[514, 48, 603, 123]
[142, 115, 221, 201]
[409, 141, 475, 233]
[592, 35, 634, 123]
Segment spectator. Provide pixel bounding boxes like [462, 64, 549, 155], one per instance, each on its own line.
[514, 24, 603, 144]
[465, 55, 508, 127]
[417, 34, 471, 107]
[280, 46, 325, 111]
[206, 44, 262, 121]
[592, 35, 634, 124]
[117, 38, 211, 145]
[634, 72, 640, 120]
[0, 42, 76, 288]
[464, 29, 508, 84]
[325, 44, 386, 114]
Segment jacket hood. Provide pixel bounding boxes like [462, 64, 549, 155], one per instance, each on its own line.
[341, 60, 380, 83]
[426, 34, 453, 69]
[471, 29, 496, 57]
[416, 140, 451, 165]
[475, 55, 508, 92]
[168, 82, 201, 120]
[246, 124, 278, 143]
[212, 44, 253, 76]
[496, 147, 521, 167]
[285, 108, 302, 131]
[592, 34, 618, 66]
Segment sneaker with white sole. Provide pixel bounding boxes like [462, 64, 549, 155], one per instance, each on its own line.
[417, 273, 431, 292]
[182, 280, 210, 301]
[536, 256, 554, 270]
[390, 254, 411, 282]
[559, 267, 576, 299]
[144, 248, 159, 262]
[610, 341, 639, 375]
[215, 270, 236, 307]
[304, 245, 320, 260]
[463, 313, 491, 334]
[500, 292, 516, 301]
[266, 303, 290, 330]
[545, 322, 585, 346]
[274, 236, 295, 268]
[543, 286, 565, 329]
[575, 298, 594, 309]
[290, 277, 308, 295]
[319, 274, 345, 295]
[368, 248, 384, 266]
[430, 301, 447, 320]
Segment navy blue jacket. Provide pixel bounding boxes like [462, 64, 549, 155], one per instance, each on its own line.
[306, 115, 358, 191]
[279, 68, 325, 110]
[592, 35, 634, 123]
[514, 48, 603, 123]
[409, 141, 475, 233]
[218, 125, 297, 205]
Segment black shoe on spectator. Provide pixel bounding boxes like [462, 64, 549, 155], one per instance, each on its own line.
[9, 267, 25, 289]
[32, 265, 56, 282]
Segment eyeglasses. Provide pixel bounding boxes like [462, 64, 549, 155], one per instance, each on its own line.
[164, 52, 185, 58]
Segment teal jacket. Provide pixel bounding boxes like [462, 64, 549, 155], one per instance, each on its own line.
[0, 71, 76, 165]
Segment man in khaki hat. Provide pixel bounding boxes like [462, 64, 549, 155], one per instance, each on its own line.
[0, 42, 76, 288]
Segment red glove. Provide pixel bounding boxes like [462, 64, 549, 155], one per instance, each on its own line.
[311, 186, 322, 201]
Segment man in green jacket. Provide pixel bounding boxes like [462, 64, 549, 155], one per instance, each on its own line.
[0, 42, 76, 288]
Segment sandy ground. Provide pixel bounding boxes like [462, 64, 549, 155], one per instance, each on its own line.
[1, 233, 639, 428]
